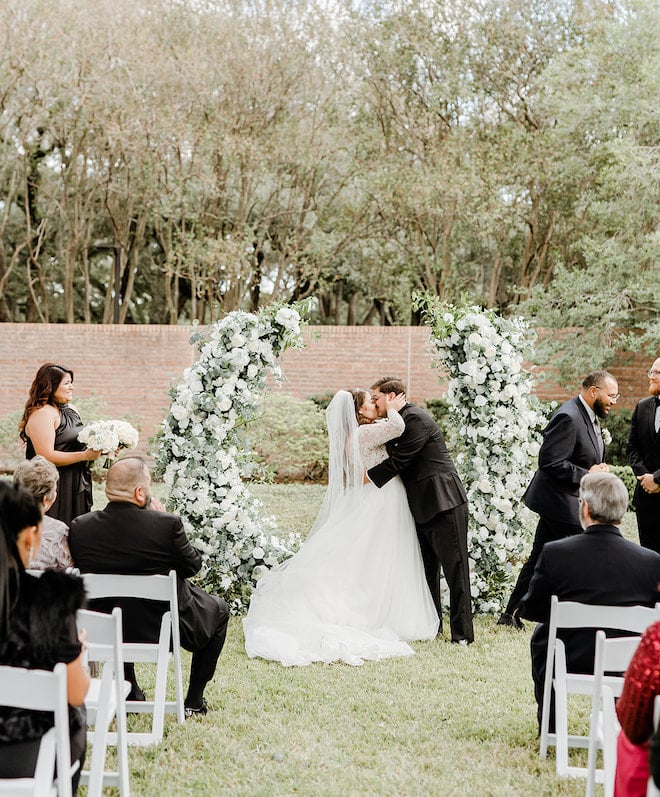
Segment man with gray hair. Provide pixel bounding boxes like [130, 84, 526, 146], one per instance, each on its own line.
[519, 471, 660, 731]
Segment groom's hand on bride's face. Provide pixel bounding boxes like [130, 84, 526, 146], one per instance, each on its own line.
[389, 392, 407, 412]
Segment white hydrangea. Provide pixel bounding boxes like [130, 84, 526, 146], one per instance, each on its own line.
[420, 299, 546, 613]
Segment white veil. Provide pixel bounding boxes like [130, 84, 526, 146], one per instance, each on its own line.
[307, 390, 364, 540]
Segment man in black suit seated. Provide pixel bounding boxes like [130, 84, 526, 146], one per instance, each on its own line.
[498, 370, 619, 629]
[69, 456, 229, 717]
[518, 471, 660, 730]
[627, 357, 660, 554]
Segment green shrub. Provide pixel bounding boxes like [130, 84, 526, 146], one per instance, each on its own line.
[603, 408, 632, 467]
[0, 409, 24, 470]
[423, 397, 450, 428]
[248, 393, 328, 483]
[307, 392, 334, 412]
[610, 464, 636, 511]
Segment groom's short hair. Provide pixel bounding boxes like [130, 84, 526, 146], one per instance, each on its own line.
[371, 376, 407, 395]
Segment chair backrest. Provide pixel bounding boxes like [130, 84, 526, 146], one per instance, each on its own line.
[540, 597, 660, 768]
[82, 571, 177, 604]
[80, 570, 184, 745]
[551, 599, 659, 636]
[81, 570, 181, 650]
[77, 607, 124, 669]
[0, 663, 72, 797]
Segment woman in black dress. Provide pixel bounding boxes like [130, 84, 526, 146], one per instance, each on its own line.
[19, 364, 100, 525]
[0, 481, 90, 792]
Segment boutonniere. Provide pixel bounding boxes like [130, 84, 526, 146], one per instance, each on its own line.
[602, 428, 612, 446]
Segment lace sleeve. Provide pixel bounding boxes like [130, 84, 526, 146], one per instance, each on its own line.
[359, 410, 405, 470]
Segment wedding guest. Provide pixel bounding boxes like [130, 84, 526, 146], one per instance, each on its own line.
[13, 455, 72, 571]
[518, 472, 660, 732]
[498, 370, 618, 629]
[627, 358, 660, 554]
[0, 480, 89, 792]
[69, 456, 229, 716]
[615, 621, 660, 797]
[19, 363, 100, 525]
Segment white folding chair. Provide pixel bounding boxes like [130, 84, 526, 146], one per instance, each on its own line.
[539, 597, 659, 780]
[647, 696, 660, 797]
[81, 570, 185, 746]
[585, 631, 643, 797]
[0, 662, 77, 797]
[77, 608, 130, 796]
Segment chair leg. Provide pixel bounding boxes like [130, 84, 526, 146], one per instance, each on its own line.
[554, 680, 570, 777]
[84, 670, 114, 797]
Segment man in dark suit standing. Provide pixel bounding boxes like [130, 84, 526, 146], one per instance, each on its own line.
[627, 358, 660, 554]
[69, 457, 229, 717]
[498, 370, 619, 629]
[518, 472, 660, 729]
[367, 377, 473, 645]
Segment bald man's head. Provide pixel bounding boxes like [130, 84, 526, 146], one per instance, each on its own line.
[105, 457, 151, 506]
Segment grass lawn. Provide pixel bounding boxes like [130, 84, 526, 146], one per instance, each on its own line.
[86, 483, 640, 796]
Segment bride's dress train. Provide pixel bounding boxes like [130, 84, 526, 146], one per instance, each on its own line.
[243, 401, 439, 666]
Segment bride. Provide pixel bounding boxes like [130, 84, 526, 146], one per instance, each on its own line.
[242, 388, 439, 666]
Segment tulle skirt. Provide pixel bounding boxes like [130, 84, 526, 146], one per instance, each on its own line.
[243, 477, 439, 666]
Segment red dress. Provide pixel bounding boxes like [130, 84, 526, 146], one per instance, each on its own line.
[615, 621, 660, 797]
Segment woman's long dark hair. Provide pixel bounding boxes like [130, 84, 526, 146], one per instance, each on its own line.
[18, 363, 74, 442]
[0, 481, 42, 636]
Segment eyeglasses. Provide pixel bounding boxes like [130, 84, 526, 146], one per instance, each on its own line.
[648, 369, 660, 378]
[593, 386, 620, 401]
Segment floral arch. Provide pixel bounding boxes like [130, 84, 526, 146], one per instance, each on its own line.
[155, 305, 305, 613]
[418, 296, 546, 612]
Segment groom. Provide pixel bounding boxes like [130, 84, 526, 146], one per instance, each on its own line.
[367, 377, 474, 645]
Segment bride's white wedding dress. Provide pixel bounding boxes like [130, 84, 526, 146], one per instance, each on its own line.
[243, 400, 439, 666]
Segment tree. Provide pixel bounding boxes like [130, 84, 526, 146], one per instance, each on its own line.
[519, 0, 660, 380]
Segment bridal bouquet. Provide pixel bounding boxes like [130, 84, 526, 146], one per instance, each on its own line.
[79, 419, 139, 466]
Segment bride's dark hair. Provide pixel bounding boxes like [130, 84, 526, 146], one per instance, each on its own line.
[349, 389, 371, 425]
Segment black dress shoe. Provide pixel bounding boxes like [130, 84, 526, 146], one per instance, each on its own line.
[184, 698, 209, 718]
[497, 612, 525, 630]
[127, 685, 146, 702]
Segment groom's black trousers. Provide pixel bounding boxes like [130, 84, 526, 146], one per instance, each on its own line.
[417, 502, 474, 644]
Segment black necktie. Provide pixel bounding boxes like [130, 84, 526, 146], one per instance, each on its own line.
[593, 418, 604, 458]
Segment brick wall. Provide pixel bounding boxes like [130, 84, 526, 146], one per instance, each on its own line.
[1, 324, 656, 453]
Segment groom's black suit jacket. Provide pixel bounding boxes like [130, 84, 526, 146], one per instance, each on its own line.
[69, 501, 225, 651]
[523, 396, 605, 527]
[367, 403, 467, 524]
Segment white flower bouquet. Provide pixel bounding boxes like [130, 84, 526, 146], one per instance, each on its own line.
[79, 419, 139, 466]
